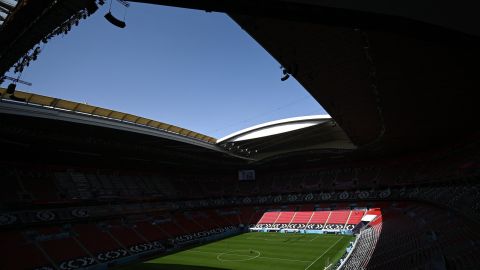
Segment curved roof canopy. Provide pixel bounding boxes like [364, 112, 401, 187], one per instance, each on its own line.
[0, 88, 217, 144]
[0, 88, 356, 162]
[218, 115, 331, 142]
[217, 115, 356, 161]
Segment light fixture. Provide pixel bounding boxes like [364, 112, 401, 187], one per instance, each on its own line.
[6, 83, 16, 94]
[281, 67, 290, 81]
[104, 0, 129, 28]
[105, 12, 126, 28]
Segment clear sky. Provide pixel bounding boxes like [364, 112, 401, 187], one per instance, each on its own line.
[1, 2, 325, 138]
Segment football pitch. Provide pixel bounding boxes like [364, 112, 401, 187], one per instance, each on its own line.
[122, 232, 355, 270]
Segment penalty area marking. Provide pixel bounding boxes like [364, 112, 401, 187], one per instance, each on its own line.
[217, 250, 261, 262]
[304, 236, 344, 270]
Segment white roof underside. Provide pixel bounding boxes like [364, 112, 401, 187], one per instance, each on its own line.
[218, 115, 331, 143]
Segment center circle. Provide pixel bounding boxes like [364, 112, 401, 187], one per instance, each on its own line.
[217, 249, 261, 262]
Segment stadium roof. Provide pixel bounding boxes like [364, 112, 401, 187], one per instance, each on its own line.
[129, 0, 480, 37]
[1, 88, 357, 163]
[0, 88, 216, 144]
[125, 0, 480, 156]
[0, 0, 20, 27]
[1, 0, 479, 159]
[218, 115, 355, 161]
[218, 115, 332, 143]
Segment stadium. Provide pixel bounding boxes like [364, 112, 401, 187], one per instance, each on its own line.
[1, 0, 480, 270]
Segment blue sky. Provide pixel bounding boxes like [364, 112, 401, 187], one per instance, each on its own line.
[1, 3, 325, 138]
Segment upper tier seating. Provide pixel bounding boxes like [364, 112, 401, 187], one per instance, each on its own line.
[2, 138, 480, 204]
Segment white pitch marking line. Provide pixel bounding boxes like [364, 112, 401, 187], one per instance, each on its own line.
[260, 256, 312, 263]
[187, 250, 220, 255]
[246, 237, 284, 241]
[304, 237, 344, 270]
[247, 235, 317, 242]
[187, 250, 313, 264]
[217, 250, 261, 262]
[309, 235, 320, 242]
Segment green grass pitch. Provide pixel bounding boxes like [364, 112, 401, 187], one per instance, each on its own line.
[122, 232, 355, 270]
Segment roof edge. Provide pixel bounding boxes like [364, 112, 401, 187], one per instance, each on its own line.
[217, 114, 331, 143]
[0, 88, 217, 144]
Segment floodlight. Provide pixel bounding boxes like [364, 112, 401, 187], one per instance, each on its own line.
[104, 12, 126, 28]
[281, 74, 290, 81]
[6, 83, 16, 94]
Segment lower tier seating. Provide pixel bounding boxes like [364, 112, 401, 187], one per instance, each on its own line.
[343, 203, 480, 270]
[254, 209, 367, 230]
